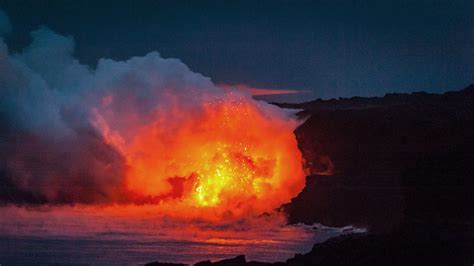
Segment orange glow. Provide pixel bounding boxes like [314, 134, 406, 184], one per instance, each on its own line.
[220, 84, 307, 96]
[92, 90, 305, 218]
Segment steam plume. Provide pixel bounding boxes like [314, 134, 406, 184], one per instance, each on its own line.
[0, 11, 305, 217]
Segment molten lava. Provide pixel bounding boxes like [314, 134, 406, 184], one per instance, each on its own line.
[93, 91, 305, 217]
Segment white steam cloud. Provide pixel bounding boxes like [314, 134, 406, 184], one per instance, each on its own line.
[0, 10, 302, 206]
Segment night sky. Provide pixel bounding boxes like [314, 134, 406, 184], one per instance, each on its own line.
[0, 0, 472, 100]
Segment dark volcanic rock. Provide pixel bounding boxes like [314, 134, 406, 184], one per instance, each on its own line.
[282, 84, 474, 233]
[273, 85, 474, 265]
[281, 232, 474, 266]
[145, 262, 188, 266]
[195, 255, 248, 266]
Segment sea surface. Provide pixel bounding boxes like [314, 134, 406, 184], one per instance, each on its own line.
[0, 206, 363, 265]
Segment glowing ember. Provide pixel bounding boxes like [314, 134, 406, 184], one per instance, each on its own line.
[93, 91, 305, 217]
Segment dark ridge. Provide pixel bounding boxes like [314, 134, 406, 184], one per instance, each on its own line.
[273, 84, 474, 111]
[282, 84, 474, 233]
[145, 262, 188, 266]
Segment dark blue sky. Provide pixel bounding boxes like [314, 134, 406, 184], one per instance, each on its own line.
[1, 0, 472, 99]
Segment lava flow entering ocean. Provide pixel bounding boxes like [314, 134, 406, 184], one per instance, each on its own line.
[0, 25, 307, 220]
[93, 91, 306, 217]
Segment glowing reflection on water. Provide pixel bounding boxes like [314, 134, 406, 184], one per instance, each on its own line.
[0, 205, 363, 265]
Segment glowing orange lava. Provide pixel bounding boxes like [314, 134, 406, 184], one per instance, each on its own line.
[92, 91, 305, 217]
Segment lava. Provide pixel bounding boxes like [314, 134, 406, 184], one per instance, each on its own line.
[93, 91, 306, 217]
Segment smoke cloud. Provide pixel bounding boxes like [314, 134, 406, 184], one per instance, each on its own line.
[0, 24, 127, 203]
[0, 11, 305, 217]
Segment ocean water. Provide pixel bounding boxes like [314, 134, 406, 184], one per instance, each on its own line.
[0, 206, 363, 265]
